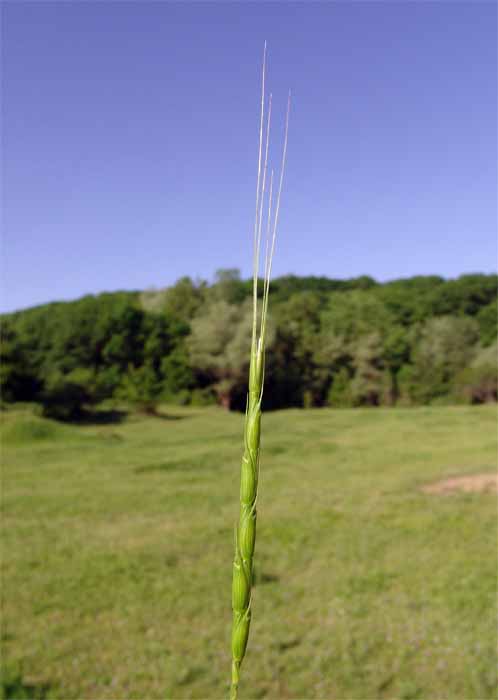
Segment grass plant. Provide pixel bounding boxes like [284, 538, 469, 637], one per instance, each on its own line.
[230, 44, 290, 699]
[1, 404, 496, 699]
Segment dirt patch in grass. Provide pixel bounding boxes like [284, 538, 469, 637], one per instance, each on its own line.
[422, 473, 498, 495]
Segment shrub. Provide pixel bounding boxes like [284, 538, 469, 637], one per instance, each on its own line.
[118, 363, 161, 414]
[40, 371, 90, 420]
[327, 368, 353, 407]
[190, 387, 217, 407]
[454, 342, 497, 404]
[2, 417, 58, 444]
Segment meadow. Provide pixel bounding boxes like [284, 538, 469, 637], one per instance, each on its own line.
[1, 404, 496, 699]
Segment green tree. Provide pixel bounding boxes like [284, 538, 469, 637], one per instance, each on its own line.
[351, 332, 388, 406]
[209, 269, 249, 305]
[477, 300, 497, 347]
[410, 316, 480, 403]
[2, 273, 496, 411]
[320, 290, 393, 340]
[118, 363, 161, 414]
[327, 367, 353, 407]
[425, 274, 498, 317]
[396, 364, 417, 406]
[161, 346, 194, 399]
[159, 277, 206, 321]
[40, 369, 92, 421]
[188, 300, 274, 409]
[383, 325, 411, 402]
[454, 342, 497, 404]
[143, 315, 174, 373]
[0, 321, 39, 402]
[274, 291, 323, 406]
[374, 276, 445, 325]
[316, 290, 395, 404]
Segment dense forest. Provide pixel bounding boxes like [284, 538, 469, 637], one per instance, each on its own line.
[1, 272, 496, 418]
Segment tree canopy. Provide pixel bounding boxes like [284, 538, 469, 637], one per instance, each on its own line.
[1, 272, 496, 416]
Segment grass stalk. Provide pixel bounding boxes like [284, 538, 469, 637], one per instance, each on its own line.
[230, 46, 290, 700]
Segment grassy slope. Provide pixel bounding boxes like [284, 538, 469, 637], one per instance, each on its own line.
[1, 405, 496, 700]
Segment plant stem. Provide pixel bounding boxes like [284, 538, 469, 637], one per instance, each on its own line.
[229, 44, 290, 700]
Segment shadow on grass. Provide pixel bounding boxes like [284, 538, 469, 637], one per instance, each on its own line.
[253, 567, 280, 586]
[147, 411, 188, 421]
[75, 408, 128, 425]
[135, 461, 184, 474]
[1, 670, 51, 700]
[73, 408, 189, 425]
[135, 452, 218, 474]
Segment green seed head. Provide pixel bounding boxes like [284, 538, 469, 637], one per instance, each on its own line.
[246, 407, 261, 455]
[240, 454, 257, 504]
[231, 608, 251, 663]
[249, 343, 264, 396]
[238, 509, 256, 560]
[232, 560, 250, 612]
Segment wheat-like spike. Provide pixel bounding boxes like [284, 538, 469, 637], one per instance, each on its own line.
[230, 51, 290, 700]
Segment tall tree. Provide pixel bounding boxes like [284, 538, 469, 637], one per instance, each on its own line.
[188, 300, 274, 409]
[410, 316, 480, 403]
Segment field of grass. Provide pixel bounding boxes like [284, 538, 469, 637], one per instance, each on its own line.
[1, 404, 496, 699]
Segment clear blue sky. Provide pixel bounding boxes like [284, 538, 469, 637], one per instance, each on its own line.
[2, 1, 497, 312]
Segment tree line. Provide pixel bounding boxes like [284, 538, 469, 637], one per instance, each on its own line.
[1, 271, 496, 418]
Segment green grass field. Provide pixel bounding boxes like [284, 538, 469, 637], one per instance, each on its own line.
[1, 404, 496, 700]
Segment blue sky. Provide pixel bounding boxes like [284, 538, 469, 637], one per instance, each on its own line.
[2, 1, 497, 312]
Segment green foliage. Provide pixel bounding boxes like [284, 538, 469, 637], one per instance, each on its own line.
[269, 274, 377, 304]
[93, 366, 122, 401]
[275, 291, 324, 405]
[454, 342, 498, 404]
[40, 370, 91, 421]
[351, 332, 389, 406]
[320, 290, 393, 340]
[188, 300, 274, 409]
[425, 274, 497, 317]
[163, 277, 206, 320]
[1, 417, 58, 444]
[0, 320, 40, 402]
[373, 276, 445, 325]
[1, 664, 50, 700]
[118, 363, 161, 414]
[1, 274, 497, 416]
[161, 346, 194, 396]
[477, 299, 497, 347]
[410, 316, 480, 403]
[210, 269, 249, 305]
[327, 367, 353, 407]
[141, 276, 206, 321]
[397, 364, 417, 405]
[189, 387, 217, 406]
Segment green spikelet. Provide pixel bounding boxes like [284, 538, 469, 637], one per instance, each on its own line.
[229, 43, 290, 700]
[230, 346, 263, 699]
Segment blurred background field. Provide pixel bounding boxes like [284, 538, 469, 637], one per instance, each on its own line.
[2, 403, 496, 699]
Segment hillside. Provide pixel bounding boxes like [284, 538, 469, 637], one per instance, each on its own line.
[1, 273, 496, 415]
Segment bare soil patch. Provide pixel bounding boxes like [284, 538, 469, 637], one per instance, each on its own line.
[422, 473, 498, 495]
